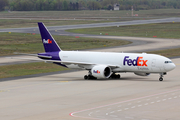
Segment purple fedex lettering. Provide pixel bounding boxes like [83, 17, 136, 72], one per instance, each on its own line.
[123, 56, 148, 66]
[123, 56, 128, 65]
[124, 56, 139, 66]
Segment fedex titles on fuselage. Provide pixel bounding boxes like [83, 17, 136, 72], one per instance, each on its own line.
[123, 56, 148, 67]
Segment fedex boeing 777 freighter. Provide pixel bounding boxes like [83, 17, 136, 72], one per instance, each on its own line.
[27, 22, 176, 81]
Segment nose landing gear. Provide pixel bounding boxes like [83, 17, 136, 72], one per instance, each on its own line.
[159, 73, 166, 81]
[159, 76, 163, 81]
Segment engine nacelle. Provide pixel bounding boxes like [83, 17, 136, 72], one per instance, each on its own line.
[134, 72, 150, 76]
[91, 65, 112, 78]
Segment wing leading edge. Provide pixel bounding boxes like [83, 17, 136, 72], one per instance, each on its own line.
[7, 56, 120, 69]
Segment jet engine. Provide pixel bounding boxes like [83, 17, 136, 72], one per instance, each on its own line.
[134, 72, 150, 76]
[91, 65, 112, 78]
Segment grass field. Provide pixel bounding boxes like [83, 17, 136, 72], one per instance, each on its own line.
[1, 9, 180, 19]
[0, 32, 131, 56]
[67, 22, 180, 39]
[0, 9, 180, 28]
[148, 48, 180, 58]
[0, 62, 69, 79]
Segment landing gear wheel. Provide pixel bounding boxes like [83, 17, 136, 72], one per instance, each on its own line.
[84, 75, 97, 80]
[88, 75, 97, 80]
[117, 74, 121, 79]
[110, 73, 121, 79]
[159, 73, 164, 81]
[84, 75, 88, 80]
[159, 77, 163, 81]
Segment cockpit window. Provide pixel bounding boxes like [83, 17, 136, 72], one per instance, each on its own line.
[165, 61, 172, 63]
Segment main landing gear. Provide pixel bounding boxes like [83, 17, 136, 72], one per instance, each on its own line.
[84, 75, 97, 80]
[84, 71, 97, 80]
[84, 72, 121, 80]
[110, 73, 121, 79]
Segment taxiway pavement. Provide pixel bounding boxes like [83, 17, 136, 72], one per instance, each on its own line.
[0, 58, 179, 120]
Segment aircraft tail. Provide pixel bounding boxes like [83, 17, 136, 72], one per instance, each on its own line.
[38, 22, 61, 52]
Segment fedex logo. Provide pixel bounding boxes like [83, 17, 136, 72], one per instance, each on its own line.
[123, 56, 148, 66]
[93, 70, 100, 74]
[43, 39, 52, 44]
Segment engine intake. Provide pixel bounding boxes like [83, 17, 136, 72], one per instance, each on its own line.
[91, 65, 112, 78]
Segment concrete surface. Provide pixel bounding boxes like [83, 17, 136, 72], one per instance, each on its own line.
[0, 58, 179, 120]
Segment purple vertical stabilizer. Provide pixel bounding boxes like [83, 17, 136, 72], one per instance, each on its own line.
[38, 22, 61, 52]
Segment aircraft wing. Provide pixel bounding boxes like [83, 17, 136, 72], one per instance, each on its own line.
[47, 60, 120, 68]
[7, 57, 120, 68]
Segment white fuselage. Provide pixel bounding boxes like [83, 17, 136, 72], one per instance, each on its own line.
[59, 51, 175, 73]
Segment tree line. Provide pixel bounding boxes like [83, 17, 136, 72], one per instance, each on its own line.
[1, 0, 180, 11]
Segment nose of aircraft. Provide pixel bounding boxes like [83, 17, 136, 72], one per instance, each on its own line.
[164, 62, 176, 71]
[168, 63, 176, 71]
[172, 63, 176, 70]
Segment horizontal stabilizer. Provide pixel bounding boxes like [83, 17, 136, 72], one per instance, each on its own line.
[13, 52, 52, 59]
